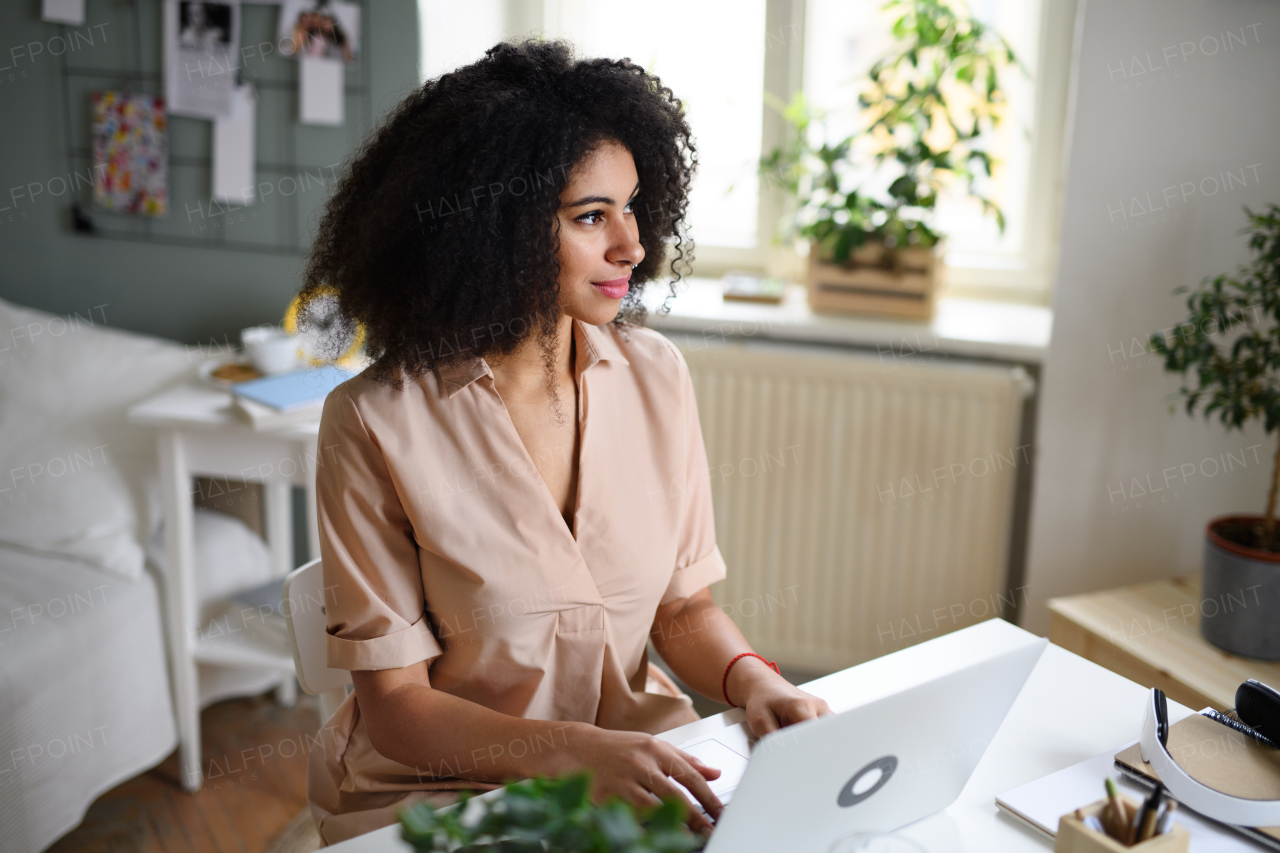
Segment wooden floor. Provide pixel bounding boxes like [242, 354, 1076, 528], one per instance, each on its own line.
[49, 692, 320, 853]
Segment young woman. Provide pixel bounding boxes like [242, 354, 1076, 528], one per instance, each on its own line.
[298, 39, 831, 844]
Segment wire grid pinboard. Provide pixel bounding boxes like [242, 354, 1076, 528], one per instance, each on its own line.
[57, 0, 373, 255]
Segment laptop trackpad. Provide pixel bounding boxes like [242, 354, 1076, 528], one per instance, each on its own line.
[674, 728, 752, 809]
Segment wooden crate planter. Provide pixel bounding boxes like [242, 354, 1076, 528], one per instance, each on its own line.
[806, 243, 942, 321]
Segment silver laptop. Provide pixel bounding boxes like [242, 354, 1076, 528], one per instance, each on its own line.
[678, 627, 1047, 852]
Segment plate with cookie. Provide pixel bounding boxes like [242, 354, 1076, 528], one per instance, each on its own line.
[198, 354, 265, 389]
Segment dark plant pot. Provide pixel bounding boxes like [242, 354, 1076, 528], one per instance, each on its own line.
[1202, 515, 1280, 660]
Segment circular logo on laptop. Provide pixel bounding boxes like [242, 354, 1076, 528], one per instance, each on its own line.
[837, 755, 898, 808]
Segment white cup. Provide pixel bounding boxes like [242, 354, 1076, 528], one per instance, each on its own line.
[241, 326, 301, 375]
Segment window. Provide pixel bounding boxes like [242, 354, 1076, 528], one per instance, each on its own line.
[418, 0, 1075, 304]
[804, 0, 1063, 300]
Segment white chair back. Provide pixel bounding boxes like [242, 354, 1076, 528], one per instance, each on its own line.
[282, 558, 351, 720]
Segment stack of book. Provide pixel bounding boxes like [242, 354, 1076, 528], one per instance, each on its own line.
[230, 364, 355, 430]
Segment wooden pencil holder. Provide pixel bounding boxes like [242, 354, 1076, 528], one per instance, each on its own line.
[1054, 797, 1189, 853]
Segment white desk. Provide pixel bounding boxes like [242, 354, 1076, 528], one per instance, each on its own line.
[327, 626, 1163, 852]
[128, 381, 323, 791]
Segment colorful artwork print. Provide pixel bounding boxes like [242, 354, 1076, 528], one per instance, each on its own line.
[92, 91, 169, 217]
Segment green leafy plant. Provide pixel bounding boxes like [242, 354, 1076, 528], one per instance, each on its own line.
[760, 0, 1022, 266]
[1149, 204, 1280, 549]
[398, 773, 707, 853]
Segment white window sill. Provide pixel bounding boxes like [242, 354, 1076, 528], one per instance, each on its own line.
[640, 276, 1052, 365]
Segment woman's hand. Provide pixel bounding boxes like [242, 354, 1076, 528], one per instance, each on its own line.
[725, 656, 833, 738]
[556, 723, 723, 836]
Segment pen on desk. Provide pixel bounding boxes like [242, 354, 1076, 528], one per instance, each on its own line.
[1155, 800, 1178, 836]
[1135, 783, 1164, 843]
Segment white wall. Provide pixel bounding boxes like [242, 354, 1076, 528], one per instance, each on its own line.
[1023, 0, 1280, 634]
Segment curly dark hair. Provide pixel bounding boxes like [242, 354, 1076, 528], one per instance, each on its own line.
[297, 38, 697, 388]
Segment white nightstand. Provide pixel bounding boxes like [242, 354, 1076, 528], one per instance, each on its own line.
[129, 381, 323, 791]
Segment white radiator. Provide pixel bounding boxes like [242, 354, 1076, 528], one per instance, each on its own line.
[674, 337, 1033, 673]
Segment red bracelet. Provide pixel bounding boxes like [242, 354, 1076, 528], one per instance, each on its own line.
[721, 652, 781, 708]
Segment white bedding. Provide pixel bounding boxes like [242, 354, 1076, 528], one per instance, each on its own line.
[0, 297, 285, 852]
[0, 546, 177, 853]
[0, 298, 197, 580]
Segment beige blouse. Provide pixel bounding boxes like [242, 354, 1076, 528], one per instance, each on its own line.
[306, 319, 727, 844]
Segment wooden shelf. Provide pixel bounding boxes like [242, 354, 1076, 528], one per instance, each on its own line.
[1048, 576, 1280, 712]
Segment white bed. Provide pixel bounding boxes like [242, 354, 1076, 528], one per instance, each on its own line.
[0, 297, 278, 852]
[0, 546, 177, 852]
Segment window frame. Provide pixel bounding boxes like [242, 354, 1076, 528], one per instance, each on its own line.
[939, 0, 1080, 304]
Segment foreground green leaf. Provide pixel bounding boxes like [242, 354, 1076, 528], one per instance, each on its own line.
[399, 773, 708, 853]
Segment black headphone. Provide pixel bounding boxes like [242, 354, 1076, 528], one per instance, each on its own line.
[1234, 680, 1280, 744]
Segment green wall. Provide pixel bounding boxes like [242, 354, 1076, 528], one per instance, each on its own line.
[0, 0, 420, 345]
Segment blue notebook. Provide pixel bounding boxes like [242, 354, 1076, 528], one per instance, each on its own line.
[232, 364, 355, 411]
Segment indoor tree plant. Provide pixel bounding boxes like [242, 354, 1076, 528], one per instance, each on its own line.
[1149, 203, 1280, 659]
[760, 0, 1022, 320]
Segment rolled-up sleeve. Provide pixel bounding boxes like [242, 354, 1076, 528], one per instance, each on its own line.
[316, 387, 444, 671]
[660, 345, 728, 606]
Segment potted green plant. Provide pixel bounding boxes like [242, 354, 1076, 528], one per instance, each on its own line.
[398, 772, 707, 852]
[760, 0, 1021, 320]
[1149, 204, 1280, 660]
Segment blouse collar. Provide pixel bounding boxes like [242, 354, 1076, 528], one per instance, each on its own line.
[436, 318, 631, 398]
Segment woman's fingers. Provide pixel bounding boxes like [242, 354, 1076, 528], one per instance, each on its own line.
[658, 749, 723, 820]
[752, 691, 834, 722]
[799, 696, 833, 720]
[677, 748, 722, 780]
[583, 732, 729, 836]
[645, 772, 715, 834]
[787, 697, 825, 723]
